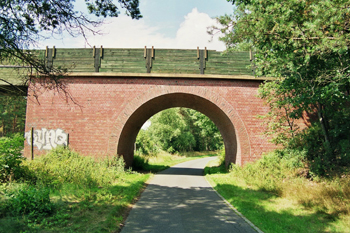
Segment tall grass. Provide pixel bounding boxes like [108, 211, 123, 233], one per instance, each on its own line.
[205, 149, 350, 232]
[25, 147, 125, 189]
[281, 175, 350, 216]
[1, 147, 151, 233]
[228, 150, 350, 216]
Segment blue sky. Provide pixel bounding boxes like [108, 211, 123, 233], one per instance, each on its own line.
[140, 0, 234, 37]
[43, 0, 234, 51]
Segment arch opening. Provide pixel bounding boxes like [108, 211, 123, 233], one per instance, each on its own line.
[116, 93, 240, 167]
[136, 107, 224, 155]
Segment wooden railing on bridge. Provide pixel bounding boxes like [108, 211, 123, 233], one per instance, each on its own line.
[0, 47, 258, 94]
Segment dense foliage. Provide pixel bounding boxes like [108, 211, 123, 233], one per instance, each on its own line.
[218, 0, 350, 176]
[136, 108, 223, 155]
[0, 0, 141, 95]
[0, 146, 148, 232]
[0, 96, 26, 137]
[28, 147, 126, 188]
[5, 186, 54, 220]
[0, 134, 26, 182]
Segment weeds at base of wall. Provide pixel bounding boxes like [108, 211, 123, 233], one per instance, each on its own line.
[25, 146, 126, 189]
[0, 147, 152, 233]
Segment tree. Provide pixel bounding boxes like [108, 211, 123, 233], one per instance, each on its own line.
[0, 96, 27, 137]
[148, 108, 196, 153]
[257, 81, 302, 147]
[217, 0, 350, 175]
[0, 0, 142, 95]
[135, 129, 158, 156]
[187, 109, 223, 151]
[136, 108, 223, 155]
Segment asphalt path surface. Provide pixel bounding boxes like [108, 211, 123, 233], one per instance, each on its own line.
[121, 157, 259, 233]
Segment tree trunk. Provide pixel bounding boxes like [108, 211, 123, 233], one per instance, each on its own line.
[13, 115, 17, 134]
[317, 103, 331, 148]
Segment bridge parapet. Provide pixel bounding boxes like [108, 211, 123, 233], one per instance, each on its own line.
[50, 47, 256, 75]
[0, 47, 257, 88]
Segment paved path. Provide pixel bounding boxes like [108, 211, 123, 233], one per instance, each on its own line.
[121, 157, 259, 233]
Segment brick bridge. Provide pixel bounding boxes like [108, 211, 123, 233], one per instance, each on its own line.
[0, 47, 276, 167]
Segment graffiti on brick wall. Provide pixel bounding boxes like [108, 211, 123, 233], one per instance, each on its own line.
[25, 128, 68, 150]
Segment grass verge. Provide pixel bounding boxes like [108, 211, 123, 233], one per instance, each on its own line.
[205, 154, 350, 233]
[0, 174, 150, 233]
[0, 147, 151, 233]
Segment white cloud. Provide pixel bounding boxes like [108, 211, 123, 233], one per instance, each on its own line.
[43, 8, 225, 51]
[175, 8, 224, 50]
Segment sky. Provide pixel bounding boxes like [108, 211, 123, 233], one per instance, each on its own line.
[42, 0, 234, 51]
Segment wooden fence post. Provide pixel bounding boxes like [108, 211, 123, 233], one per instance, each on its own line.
[31, 127, 34, 160]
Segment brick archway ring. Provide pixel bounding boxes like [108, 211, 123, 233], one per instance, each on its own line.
[108, 85, 250, 167]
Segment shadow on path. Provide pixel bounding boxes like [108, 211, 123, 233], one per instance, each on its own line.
[121, 157, 257, 233]
[121, 183, 257, 233]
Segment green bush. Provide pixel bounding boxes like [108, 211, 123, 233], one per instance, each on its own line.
[5, 185, 54, 220]
[27, 147, 125, 189]
[290, 121, 350, 177]
[275, 148, 306, 170]
[218, 147, 225, 166]
[0, 134, 26, 182]
[229, 149, 306, 194]
[101, 154, 126, 173]
[135, 129, 159, 156]
[132, 154, 149, 171]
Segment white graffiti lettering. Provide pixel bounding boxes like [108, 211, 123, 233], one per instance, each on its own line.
[25, 128, 68, 150]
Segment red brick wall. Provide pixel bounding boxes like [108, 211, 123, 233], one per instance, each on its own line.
[24, 76, 277, 166]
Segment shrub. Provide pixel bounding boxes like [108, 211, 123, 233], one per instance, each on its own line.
[275, 148, 306, 170]
[290, 118, 350, 177]
[132, 154, 149, 171]
[218, 147, 225, 166]
[5, 185, 55, 220]
[102, 154, 126, 173]
[135, 129, 159, 156]
[229, 149, 306, 194]
[0, 134, 26, 182]
[26, 147, 125, 189]
[228, 149, 350, 216]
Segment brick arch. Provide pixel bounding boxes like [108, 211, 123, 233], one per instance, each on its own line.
[108, 85, 251, 167]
